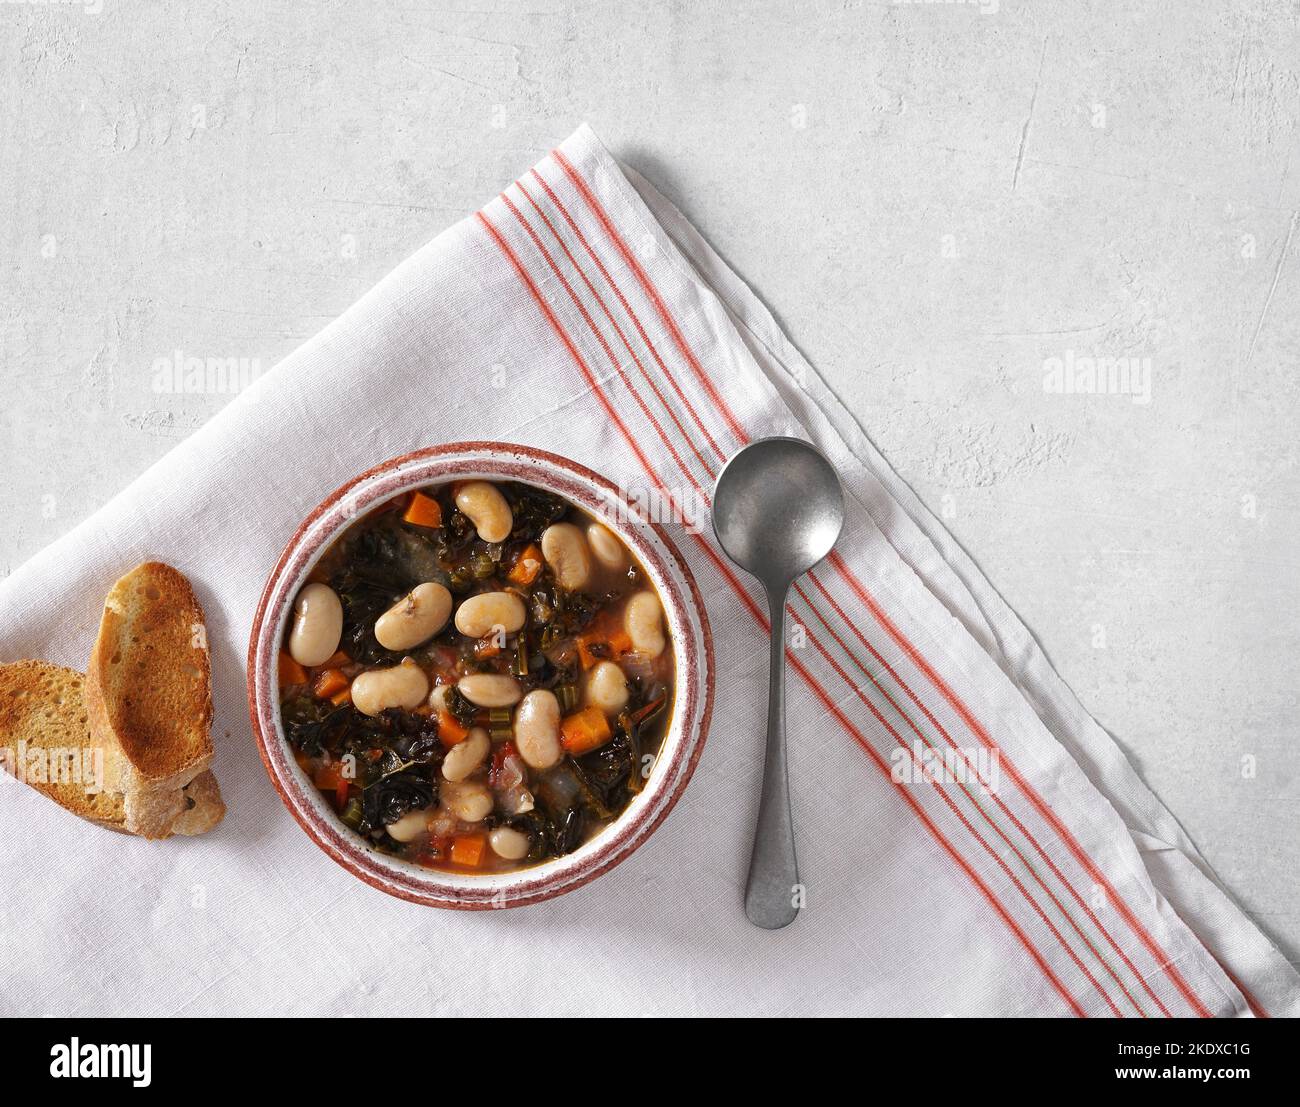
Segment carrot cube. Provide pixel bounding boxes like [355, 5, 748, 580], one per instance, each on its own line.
[438, 710, 470, 747]
[560, 705, 613, 755]
[278, 652, 308, 687]
[313, 668, 350, 699]
[449, 834, 487, 868]
[577, 627, 633, 669]
[402, 491, 443, 529]
[508, 543, 543, 586]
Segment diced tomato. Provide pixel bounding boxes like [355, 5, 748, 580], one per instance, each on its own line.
[314, 762, 350, 811]
[314, 762, 344, 790]
[426, 648, 461, 685]
[490, 741, 519, 785]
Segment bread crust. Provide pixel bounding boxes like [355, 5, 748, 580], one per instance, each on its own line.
[172, 770, 226, 836]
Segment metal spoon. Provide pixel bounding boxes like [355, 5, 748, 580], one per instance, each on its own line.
[712, 437, 845, 929]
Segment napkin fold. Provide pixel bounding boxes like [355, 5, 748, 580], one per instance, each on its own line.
[1, 124, 1294, 1017]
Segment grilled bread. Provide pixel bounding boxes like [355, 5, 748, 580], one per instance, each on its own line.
[2, 563, 224, 839]
[0, 660, 127, 832]
[0, 656, 225, 838]
[86, 562, 215, 799]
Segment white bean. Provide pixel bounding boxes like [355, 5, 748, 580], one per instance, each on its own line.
[586, 660, 630, 714]
[350, 659, 430, 716]
[586, 523, 626, 572]
[374, 581, 452, 651]
[454, 591, 526, 639]
[489, 826, 530, 861]
[428, 683, 451, 714]
[513, 689, 562, 769]
[288, 583, 343, 668]
[624, 590, 666, 659]
[386, 808, 430, 843]
[455, 481, 513, 543]
[541, 522, 593, 591]
[442, 727, 490, 782]
[457, 673, 522, 708]
[444, 780, 493, 823]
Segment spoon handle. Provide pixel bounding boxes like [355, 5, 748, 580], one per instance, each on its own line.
[744, 583, 799, 929]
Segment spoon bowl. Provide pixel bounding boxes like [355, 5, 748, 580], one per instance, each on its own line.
[713, 437, 844, 588]
[712, 436, 844, 929]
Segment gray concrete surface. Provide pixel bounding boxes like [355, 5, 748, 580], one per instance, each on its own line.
[2, 1, 1297, 966]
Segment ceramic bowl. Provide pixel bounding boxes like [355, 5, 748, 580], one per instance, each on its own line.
[247, 442, 714, 908]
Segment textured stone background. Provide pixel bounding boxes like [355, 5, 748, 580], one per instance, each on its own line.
[2, 2, 1297, 966]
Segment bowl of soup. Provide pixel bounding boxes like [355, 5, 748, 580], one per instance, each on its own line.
[247, 443, 713, 908]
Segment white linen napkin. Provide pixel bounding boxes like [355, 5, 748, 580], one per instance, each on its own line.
[1, 124, 1294, 1018]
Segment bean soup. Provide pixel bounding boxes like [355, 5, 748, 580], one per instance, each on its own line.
[277, 480, 674, 873]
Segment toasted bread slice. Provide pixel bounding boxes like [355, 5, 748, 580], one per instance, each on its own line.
[86, 562, 214, 796]
[0, 661, 127, 832]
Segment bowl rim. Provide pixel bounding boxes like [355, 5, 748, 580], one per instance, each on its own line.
[247, 441, 715, 909]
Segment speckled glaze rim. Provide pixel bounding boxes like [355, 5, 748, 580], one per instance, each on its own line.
[248, 442, 714, 910]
